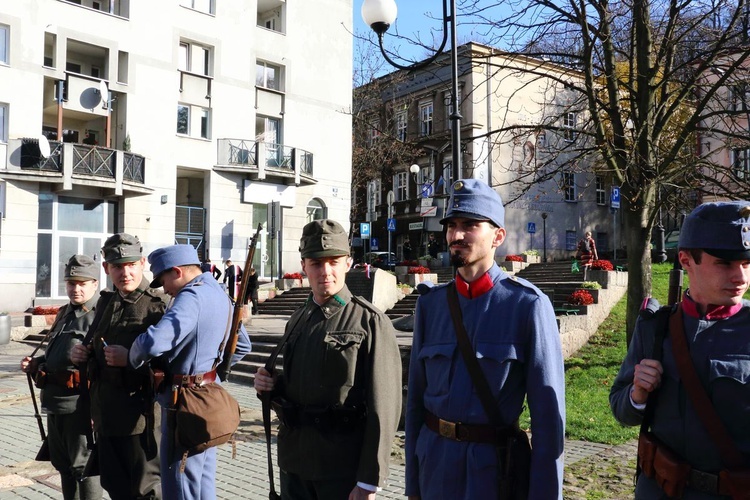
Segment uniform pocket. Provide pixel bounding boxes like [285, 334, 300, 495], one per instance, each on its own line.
[417, 343, 455, 397]
[474, 342, 524, 392]
[709, 355, 750, 420]
[321, 331, 365, 389]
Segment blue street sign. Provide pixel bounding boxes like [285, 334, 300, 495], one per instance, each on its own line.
[611, 186, 621, 209]
[371, 237, 379, 250]
[387, 218, 396, 232]
[360, 222, 370, 239]
[527, 222, 536, 234]
[421, 182, 434, 198]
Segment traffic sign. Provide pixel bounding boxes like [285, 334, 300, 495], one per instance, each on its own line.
[371, 237, 379, 250]
[421, 182, 434, 198]
[387, 218, 396, 232]
[611, 186, 621, 209]
[527, 222, 536, 234]
[420, 206, 438, 217]
[360, 222, 370, 239]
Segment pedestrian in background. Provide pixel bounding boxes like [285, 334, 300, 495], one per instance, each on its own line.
[200, 258, 222, 281]
[427, 233, 440, 259]
[103, 244, 252, 499]
[405, 179, 565, 499]
[610, 201, 750, 498]
[21, 255, 103, 500]
[403, 236, 413, 261]
[223, 259, 242, 302]
[245, 267, 259, 314]
[254, 219, 402, 499]
[70, 233, 167, 500]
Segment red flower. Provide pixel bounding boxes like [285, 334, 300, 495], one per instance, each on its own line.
[408, 266, 431, 274]
[568, 289, 594, 305]
[505, 255, 523, 262]
[282, 272, 303, 279]
[590, 260, 614, 271]
[32, 306, 60, 315]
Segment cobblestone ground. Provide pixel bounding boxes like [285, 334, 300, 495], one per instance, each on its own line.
[563, 440, 639, 500]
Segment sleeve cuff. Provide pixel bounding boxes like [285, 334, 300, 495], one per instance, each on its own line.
[357, 482, 381, 492]
[629, 385, 647, 410]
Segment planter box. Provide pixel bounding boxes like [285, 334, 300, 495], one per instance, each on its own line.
[276, 278, 303, 291]
[500, 261, 524, 273]
[418, 259, 431, 267]
[587, 269, 627, 289]
[522, 254, 541, 264]
[404, 273, 438, 287]
[395, 266, 410, 276]
[258, 290, 269, 303]
[576, 288, 600, 303]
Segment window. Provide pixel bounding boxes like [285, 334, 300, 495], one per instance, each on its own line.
[419, 101, 433, 136]
[596, 176, 606, 205]
[177, 104, 190, 135]
[368, 119, 380, 146]
[444, 87, 461, 130]
[566, 230, 578, 251]
[440, 161, 453, 194]
[306, 198, 327, 223]
[66, 62, 82, 74]
[394, 172, 409, 201]
[178, 41, 211, 76]
[200, 108, 210, 139]
[180, 0, 214, 14]
[563, 112, 577, 141]
[733, 148, 750, 179]
[0, 24, 8, 65]
[418, 165, 434, 197]
[256, 61, 282, 91]
[368, 179, 381, 214]
[730, 83, 749, 112]
[257, 5, 283, 33]
[596, 233, 608, 252]
[562, 171, 576, 201]
[395, 110, 407, 141]
[0, 103, 7, 142]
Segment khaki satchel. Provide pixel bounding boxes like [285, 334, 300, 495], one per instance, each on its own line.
[175, 381, 240, 453]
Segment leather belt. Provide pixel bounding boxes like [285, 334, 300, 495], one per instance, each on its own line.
[172, 369, 217, 387]
[687, 468, 730, 496]
[424, 411, 513, 445]
[45, 370, 81, 389]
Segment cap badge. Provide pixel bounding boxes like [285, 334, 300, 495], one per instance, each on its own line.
[740, 206, 750, 219]
[453, 181, 464, 191]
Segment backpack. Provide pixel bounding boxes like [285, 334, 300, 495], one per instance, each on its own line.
[579, 238, 592, 253]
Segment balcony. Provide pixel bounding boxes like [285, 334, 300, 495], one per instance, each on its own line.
[60, 0, 131, 19]
[1, 139, 150, 196]
[215, 138, 315, 186]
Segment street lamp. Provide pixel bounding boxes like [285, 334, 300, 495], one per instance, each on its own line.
[362, 0, 462, 183]
[541, 212, 548, 263]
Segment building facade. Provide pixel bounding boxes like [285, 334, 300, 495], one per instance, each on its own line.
[0, 0, 353, 310]
[352, 43, 618, 264]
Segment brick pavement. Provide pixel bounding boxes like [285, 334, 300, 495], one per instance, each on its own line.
[0, 316, 612, 499]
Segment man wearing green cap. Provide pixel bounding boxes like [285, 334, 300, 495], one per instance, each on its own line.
[254, 219, 402, 499]
[21, 254, 102, 500]
[71, 233, 167, 500]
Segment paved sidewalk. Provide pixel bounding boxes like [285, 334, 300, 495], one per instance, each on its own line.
[0, 316, 611, 499]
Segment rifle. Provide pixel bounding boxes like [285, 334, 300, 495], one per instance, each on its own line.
[217, 223, 263, 381]
[26, 328, 52, 462]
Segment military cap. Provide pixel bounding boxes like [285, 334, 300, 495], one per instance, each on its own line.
[439, 179, 504, 228]
[299, 219, 350, 259]
[64, 254, 99, 281]
[679, 201, 750, 260]
[101, 233, 143, 264]
[147, 244, 201, 288]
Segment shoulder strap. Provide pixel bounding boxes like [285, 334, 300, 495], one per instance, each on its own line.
[446, 283, 503, 424]
[211, 300, 235, 372]
[669, 304, 745, 468]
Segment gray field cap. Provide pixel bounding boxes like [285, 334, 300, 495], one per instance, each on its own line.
[299, 220, 350, 259]
[64, 254, 99, 281]
[101, 233, 143, 264]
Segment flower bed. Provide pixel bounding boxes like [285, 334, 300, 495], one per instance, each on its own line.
[590, 259, 614, 271]
[282, 272, 303, 279]
[505, 255, 524, 262]
[567, 289, 594, 306]
[408, 266, 431, 274]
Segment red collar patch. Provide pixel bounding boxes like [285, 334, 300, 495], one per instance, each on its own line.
[455, 271, 494, 299]
[681, 292, 743, 320]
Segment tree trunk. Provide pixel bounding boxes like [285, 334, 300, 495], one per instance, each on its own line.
[622, 204, 653, 345]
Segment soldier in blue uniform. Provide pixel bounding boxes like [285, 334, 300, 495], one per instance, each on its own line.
[104, 244, 251, 500]
[21, 254, 103, 500]
[610, 201, 750, 498]
[405, 179, 566, 499]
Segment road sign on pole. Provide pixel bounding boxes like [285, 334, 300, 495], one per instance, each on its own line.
[527, 222, 536, 233]
[371, 237, 379, 250]
[360, 222, 370, 239]
[611, 186, 621, 209]
[387, 218, 396, 232]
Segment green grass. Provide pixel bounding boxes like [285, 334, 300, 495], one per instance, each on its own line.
[522, 263, 678, 444]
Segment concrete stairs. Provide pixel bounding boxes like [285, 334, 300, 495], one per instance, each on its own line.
[513, 261, 587, 310]
[256, 287, 310, 316]
[385, 292, 419, 320]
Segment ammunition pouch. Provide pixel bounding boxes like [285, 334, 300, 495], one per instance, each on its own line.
[653, 443, 691, 498]
[34, 369, 81, 390]
[270, 397, 365, 432]
[720, 470, 750, 500]
[34, 370, 47, 389]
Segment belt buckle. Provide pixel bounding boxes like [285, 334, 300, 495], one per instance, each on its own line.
[689, 469, 719, 494]
[438, 419, 461, 441]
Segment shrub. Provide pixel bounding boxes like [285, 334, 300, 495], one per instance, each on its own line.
[591, 260, 614, 271]
[408, 266, 431, 274]
[521, 249, 540, 256]
[32, 306, 60, 315]
[580, 281, 603, 289]
[568, 289, 594, 306]
[282, 272, 303, 279]
[505, 255, 524, 262]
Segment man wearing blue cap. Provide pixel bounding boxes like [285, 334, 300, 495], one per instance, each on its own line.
[405, 179, 565, 499]
[103, 244, 252, 499]
[610, 201, 750, 498]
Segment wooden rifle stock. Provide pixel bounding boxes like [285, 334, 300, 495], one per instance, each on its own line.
[218, 223, 263, 380]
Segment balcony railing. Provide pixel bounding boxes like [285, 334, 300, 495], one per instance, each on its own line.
[73, 145, 115, 178]
[217, 138, 315, 182]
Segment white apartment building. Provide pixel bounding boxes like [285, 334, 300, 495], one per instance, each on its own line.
[0, 0, 353, 310]
[355, 43, 617, 262]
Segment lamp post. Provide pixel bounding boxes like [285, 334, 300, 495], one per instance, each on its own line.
[409, 164, 427, 257]
[541, 212, 548, 263]
[362, 0, 462, 183]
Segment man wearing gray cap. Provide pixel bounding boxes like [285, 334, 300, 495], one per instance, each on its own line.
[71, 233, 167, 500]
[254, 219, 402, 499]
[611, 201, 750, 498]
[21, 254, 102, 500]
[405, 179, 565, 499]
[103, 243, 251, 499]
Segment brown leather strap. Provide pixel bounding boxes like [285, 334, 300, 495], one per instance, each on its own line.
[425, 411, 516, 445]
[669, 304, 746, 468]
[172, 369, 217, 387]
[45, 370, 81, 389]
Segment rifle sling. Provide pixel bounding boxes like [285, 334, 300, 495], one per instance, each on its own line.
[668, 303, 745, 468]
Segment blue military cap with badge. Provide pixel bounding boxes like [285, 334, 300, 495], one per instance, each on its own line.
[439, 179, 505, 228]
[678, 201, 750, 260]
[148, 244, 201, 288]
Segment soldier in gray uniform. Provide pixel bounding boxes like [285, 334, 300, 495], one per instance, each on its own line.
[71, 233, 167, 500]
[21, 254, 103, 500]
[254, 219, 402, 500]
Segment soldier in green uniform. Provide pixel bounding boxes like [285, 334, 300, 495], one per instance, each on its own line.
[254, 219, 402, 499]
[71, 233, 167, 500]
[21, 254, 102, 500]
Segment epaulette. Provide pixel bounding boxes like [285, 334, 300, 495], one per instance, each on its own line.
[506, 274, 539, 292]
[416, 281, 437, 295]
[351, 294, 381, 313]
